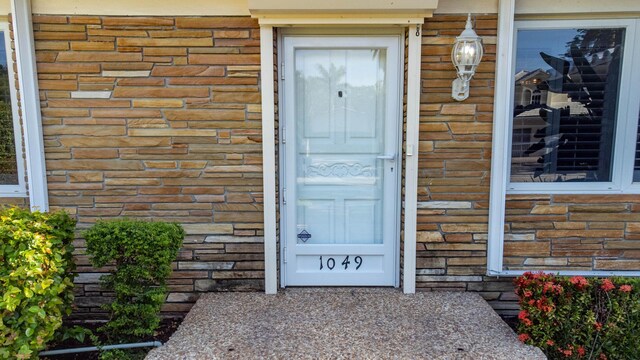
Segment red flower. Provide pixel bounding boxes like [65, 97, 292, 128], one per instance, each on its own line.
[563, 349, 573, 357]
[553, 284, 564, 294]
[518, 310, 533, 326]
[577, 346, 586, 357]
[515, 274, 534, 288]
[601, 279, 615, 292]
[523, 290, 533, 298]
[594, 322, 603, 331]
[525, 271, 545, 281]
[569, 276, 589, 289]
[599, 354, 608, 360]
[518, 310, 529, 320]
[546, 340, 555, 346]
[518, 333, 530, 343]
[619, 284, 632, 293]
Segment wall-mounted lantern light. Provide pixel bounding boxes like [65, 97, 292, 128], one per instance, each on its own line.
[451, 14, 483, 101]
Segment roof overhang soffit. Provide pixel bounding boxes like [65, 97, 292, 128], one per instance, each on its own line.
[248, 0, 436, 25]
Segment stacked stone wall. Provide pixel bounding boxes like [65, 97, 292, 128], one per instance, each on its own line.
[32, 14, 263, 316]
[505, 194, 640, 271]
[416, 15, 518, 314]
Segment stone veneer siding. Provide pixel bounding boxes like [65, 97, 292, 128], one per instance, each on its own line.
[416, 15, 518, 314]
[505, 195, 640, 271]
[33, 14, 264, 316]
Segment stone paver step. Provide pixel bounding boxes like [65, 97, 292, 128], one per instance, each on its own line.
[147, 289, 545, 359]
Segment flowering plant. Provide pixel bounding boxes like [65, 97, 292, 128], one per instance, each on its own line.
[514, 272, 640, 359]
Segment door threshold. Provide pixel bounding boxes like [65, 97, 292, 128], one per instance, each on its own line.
[281, 287, 401, 293]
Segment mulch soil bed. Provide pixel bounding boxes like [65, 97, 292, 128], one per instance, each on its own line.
[41, 318, 182, 360]
[501, 315, 518, 332]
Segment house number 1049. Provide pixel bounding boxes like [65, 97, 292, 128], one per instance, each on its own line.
[319, 255, 362, 270]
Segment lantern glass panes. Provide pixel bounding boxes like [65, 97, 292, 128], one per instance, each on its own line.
[451, 14, 483, 101]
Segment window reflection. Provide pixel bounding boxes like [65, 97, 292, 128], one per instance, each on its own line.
[0, 32, 18, 185]
[510, 28, 624, 183]
[635, 109, 640, 182]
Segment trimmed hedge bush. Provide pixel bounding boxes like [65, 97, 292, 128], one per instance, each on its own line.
[515, 272, 640, 359]
[83, 218, 184, 341]
[0, 207, 76, 359]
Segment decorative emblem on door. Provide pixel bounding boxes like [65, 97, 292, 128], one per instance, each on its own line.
[297, 230, 312, 242]
[306, 163, 374, 178]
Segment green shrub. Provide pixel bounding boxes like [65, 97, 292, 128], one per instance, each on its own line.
[0, 207, 76, 359]
[83, 219, 184, 341]
[515, 272, 640, 359]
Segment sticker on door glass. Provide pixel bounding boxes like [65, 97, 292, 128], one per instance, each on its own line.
[297, 230, 311, 242]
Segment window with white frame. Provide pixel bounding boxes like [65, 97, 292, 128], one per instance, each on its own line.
[507, 19, 640, 193]
[0, 23, 26, 197]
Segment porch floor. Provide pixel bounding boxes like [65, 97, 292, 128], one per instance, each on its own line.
[146, 289, 545, 359]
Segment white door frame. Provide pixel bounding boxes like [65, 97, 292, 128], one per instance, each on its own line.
[259, 19, 423, 294]
[278, 32, 404, 287]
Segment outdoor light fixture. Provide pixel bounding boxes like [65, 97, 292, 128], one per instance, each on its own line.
[451, 14, 483, 101]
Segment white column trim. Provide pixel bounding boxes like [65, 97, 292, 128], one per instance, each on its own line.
[11, 0, 48, 211]
[259, 25, 278, 294]
[487, 0, 515, 275]
[403, 24, 423, 294]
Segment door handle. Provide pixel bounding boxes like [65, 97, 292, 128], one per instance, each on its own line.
[376, 154, 396, 161]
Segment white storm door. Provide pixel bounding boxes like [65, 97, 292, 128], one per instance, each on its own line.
[282, 36, 401, 286]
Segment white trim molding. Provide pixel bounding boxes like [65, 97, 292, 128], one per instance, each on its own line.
[11, 0, 48, 211]
[515, 0, 640, 15]
[0, 0, 636, 18]
[499, 270, 640, 277]
[248, 0, 437, 18]
[255, 13, 424, 294]
[0, 22, 26, 198]
[259, 25, 278, 294]
[256, 17, 425, 26]
[487, 0, 515, 275]
[403, 26, 422, 294]
[248, 0, 432, 27]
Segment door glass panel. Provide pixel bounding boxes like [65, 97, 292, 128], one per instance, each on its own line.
[294, 48, 386, 245]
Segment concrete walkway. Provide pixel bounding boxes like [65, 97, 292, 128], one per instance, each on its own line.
[147, 289, 545, 360]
